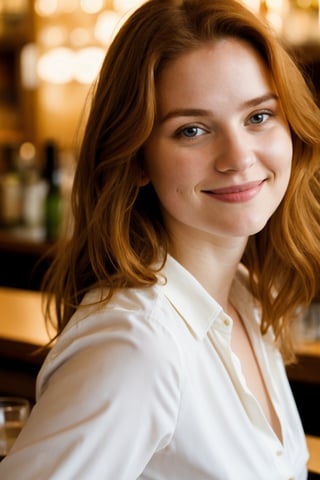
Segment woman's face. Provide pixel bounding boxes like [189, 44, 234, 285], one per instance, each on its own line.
[143, 38, 292, 246]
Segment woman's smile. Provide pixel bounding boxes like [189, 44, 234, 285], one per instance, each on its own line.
[202, 180, 266, 203]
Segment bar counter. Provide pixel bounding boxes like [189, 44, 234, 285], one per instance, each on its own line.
[0, 287, 51, 345]
[0, 287, 52, 401]
[306, 435, 320, 475]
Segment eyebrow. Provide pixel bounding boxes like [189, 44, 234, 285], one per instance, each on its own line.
[159, 93, 279, 123]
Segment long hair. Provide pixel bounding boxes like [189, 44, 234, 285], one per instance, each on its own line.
[44, 0, 320, 359]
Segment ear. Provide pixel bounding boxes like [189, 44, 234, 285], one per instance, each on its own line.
[138, 170, 150, 187]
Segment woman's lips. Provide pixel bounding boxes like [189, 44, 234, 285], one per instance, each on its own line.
[202, 180, 265, 203]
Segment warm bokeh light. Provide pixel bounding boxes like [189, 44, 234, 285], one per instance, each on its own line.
[94, 10, 122, 46]
[113, 0, 145, 14]
[38, 26, 68, 48]
[37, 46, 105, 85]
[37, 48, 74, 84]
[265, 0, 283, 9]
[241, 0, 261, 12]
[35, 0, 58, 16]
[57, 0, 78, 13]
[33, 0, 320, 87]
[73, 47, 105, 84]
[80, 0, 105, 14]
[35, 0, 79, 15]
[69, 28, 91, 47]
[266, 11, 284, 32]
[20, 43, 38, 89]
[15, 0, 320, 150]
[19, 142, 36, 164]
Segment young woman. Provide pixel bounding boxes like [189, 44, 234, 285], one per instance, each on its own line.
[1, 0, 320, 478]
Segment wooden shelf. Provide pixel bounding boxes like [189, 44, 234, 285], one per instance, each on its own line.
[0, 229, 51, 256]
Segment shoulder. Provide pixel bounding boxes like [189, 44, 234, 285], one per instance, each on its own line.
[37, 284, 184, 395]
[77, 285, 181, 345]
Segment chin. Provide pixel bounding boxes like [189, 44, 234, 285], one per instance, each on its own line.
[226, 217, 270, 237]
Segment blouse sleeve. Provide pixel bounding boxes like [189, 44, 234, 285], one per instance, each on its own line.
[0, 300, 183, 479]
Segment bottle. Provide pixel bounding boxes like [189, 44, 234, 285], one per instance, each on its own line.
[19, 142, 47, 240]
[43, 141, 63, 242]
[22, 168, 48, 235]
[0, 144, 23, 227]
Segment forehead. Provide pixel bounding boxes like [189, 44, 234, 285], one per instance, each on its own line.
[155, 38, 274, 112]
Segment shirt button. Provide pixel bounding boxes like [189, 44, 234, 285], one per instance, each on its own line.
[223, 318, 231, 327]
[275, 450, 283, 456]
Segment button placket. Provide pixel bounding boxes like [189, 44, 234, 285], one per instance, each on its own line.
[223, 318, 231, 327]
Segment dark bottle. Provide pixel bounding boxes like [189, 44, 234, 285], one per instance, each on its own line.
[43, 141, 63, 242]
[0, 144, 22, 227]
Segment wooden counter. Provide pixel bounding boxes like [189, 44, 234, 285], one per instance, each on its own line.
[295, 341, 320, 358]
[306, 435, 320, 475]
[0, 287, 54, 401]
[0, 287, 52, 345]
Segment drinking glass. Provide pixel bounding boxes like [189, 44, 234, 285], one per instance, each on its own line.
[0, 397, 30, 461]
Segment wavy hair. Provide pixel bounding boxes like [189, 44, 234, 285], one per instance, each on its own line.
[44, 0, 320, 359]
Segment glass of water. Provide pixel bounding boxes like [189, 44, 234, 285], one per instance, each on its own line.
[0, 397, 30, 461]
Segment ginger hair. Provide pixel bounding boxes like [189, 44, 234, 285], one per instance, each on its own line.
[43, 0, 320, 360]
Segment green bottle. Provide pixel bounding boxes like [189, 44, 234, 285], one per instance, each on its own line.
[43, 141, 63, 242]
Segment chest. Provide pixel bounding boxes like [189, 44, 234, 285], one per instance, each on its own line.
[142, 329, 306, 480]
[230, 309, 283, 441]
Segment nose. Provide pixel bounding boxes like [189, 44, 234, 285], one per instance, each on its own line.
[214, 130, 255, 174]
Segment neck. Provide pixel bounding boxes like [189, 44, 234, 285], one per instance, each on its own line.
[169, 235, 247, 310]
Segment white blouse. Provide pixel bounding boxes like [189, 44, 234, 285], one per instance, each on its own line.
[0, 255, 308, 479]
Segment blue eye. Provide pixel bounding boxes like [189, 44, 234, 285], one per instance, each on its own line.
[249, 112, 269, 125]
[178, 126, 206, 138]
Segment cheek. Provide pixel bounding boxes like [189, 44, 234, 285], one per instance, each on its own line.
[265, 129, 293, 177]
[145, 146, 199, 191]
[143, 155, 177, 201]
